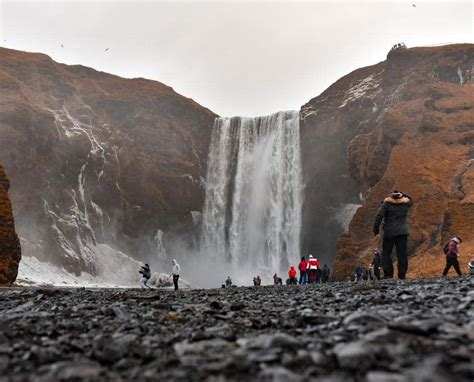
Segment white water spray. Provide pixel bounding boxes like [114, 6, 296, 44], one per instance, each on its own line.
[201, 111, 303, 276]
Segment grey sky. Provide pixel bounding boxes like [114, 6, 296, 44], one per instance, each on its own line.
[1, 1, 472, 116]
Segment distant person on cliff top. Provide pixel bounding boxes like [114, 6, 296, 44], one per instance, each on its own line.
[298, 257, 307, 285]
[373, 190, 413, 280]
[306, 255, 319, 284]
[170, 259, 181, 291]
[139, 264, 152, 289]
[442, 237, 463, 276]
[288, 266, 297, 285]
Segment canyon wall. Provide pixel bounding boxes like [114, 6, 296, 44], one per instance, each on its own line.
[0, 48, 216, 273]
[0, 165, 21, 284]
[300, 44, 473, 278]
[1, 44, 472, 280]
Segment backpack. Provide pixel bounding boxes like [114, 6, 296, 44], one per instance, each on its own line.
[443, 242, 450, 255]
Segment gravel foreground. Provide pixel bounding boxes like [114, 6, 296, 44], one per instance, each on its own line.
[0, 278, 473, 382]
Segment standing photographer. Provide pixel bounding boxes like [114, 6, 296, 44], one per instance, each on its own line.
[373, 191, 413, 280]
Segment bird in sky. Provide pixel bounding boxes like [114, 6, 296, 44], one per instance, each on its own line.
[104, 48, 110, 52]
[61, 44, 64, 48]
[412, 4, 416, 7]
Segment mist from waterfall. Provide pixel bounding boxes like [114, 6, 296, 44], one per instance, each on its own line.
[201, 111, 303, 281]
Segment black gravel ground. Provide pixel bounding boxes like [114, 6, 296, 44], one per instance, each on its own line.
[0, 277, 473, 381]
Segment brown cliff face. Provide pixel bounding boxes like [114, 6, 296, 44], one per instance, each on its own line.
[300, 44, 473, 279]
[0, 165, 21, 285]
[0, 48, 216, 273]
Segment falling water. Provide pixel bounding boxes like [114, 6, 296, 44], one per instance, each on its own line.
[201, 111, 303, 275]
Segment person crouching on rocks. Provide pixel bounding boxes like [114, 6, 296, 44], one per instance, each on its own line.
[443, 237, 463, 276]
[373, 190, 413, 280]
[139, 264, 152, 289]
[468, 259, 474, 276]
[170, 259, 181, 291]
[288, 266, 297, 285]
[298, 256, 307, 285]
[306, 255, 319, 284]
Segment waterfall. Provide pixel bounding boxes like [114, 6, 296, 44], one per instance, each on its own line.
[201, 111, 303, 275]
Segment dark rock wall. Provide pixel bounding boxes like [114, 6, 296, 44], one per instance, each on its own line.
[0, 48, 216, 272]
[0, 165, 21, 285]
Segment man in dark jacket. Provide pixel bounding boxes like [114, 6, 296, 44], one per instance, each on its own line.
[373, 191, 413, 279]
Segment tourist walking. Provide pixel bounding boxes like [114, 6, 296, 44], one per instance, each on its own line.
[273, 273, 282, 285]
[139, 263, 152, 289]
[288, 266, 297, 285]
[355, 265, 365, 282]
[321, 264, 330, 283]
[371, 252, 382, 280]
[253, 275, 262, 286]
[442, 237, 463, 276]
[373, 190, 413, 279]
[170, 259, 181, 291]
[306, 255, 319, 284]
[298, 257, 307, 284]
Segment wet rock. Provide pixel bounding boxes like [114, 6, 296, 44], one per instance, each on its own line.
[237, 332, 300, 350]
[37, 360, 105, 380]
[209, 300, 224, 310]
[333, 340, 376, 370]
[366, 371, 405, 382]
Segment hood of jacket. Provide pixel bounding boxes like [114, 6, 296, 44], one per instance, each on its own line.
[384, 196, 411, 205]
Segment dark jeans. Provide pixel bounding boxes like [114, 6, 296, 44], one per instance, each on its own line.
[299, 271, 307, 285]
[443, 256, 462, 276]
[308, 270, 317, 283]
[173, 274, 180, 290]
[382, 235, 408, 279]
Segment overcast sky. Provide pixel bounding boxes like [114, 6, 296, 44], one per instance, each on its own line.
[1, 1, 472, 116]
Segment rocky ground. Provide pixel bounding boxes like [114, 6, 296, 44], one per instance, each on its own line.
[0, 278, 473, 382]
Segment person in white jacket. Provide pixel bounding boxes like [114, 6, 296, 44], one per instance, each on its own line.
[170, 259, 181, 291]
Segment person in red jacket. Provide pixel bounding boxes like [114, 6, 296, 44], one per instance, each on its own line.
[306, 255, 320, 284]
[288, 266, 297, 285]
[298, 257, 307, 285]
[443, 237, 463, 276]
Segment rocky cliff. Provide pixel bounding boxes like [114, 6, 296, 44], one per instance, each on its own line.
[0, 165, 21, 285]
[1, 44, 472, 281]
[300, 44, 474, 279]
[0, 48, 216, 274]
